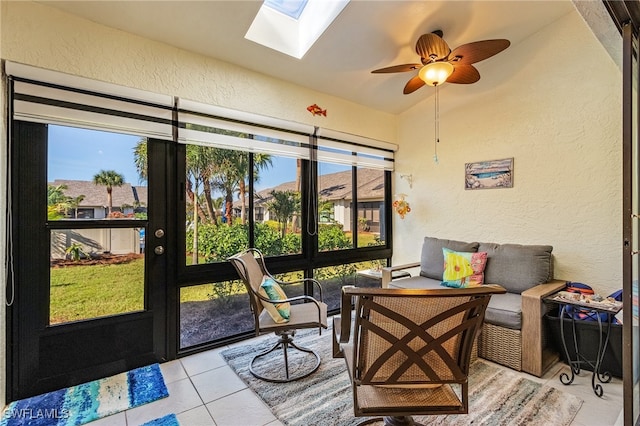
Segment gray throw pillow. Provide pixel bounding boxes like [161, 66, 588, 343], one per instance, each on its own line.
[420, 237, 479, 280]
[479, 242, 553, 294]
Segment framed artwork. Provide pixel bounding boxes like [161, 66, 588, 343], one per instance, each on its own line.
[465, 157, 514, 190]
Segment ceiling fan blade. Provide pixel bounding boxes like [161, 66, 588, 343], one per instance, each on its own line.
[371, 63, 423, 73]
[403, 75, 426, 94]
[415, 33, 450, 61]
[448, 39, 510, 65]
[447, 64, 481, 84]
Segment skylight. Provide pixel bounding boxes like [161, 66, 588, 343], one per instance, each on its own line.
[264, 0, 309, 20]
[246, 0, 350, 59]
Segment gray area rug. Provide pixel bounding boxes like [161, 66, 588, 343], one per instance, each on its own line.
[221, 326, 583, 426]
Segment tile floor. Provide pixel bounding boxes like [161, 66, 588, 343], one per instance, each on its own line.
[90, 332, 624, 426]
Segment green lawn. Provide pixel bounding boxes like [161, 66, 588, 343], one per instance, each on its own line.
[50, 259, 145, 324]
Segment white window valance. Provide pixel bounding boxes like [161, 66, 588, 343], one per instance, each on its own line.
[7, 62, 174, 140]
[7, 61, 397, 170]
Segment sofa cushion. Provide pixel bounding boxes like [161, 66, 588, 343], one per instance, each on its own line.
[485, 292, 523, 330]
[478, 242, 553, 294]
[388, 276, 442, 290]
[441, 249, 488, 288]
[420, 237, 479, 280]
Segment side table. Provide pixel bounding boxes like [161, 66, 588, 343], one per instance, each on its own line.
[544, 293, 623, 397]
[356, 268, 410, 287]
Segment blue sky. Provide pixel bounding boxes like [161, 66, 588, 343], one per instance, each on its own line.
[48, 126, 144, 184]
[47, 126, 344, 192]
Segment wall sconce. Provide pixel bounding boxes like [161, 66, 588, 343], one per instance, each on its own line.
[400, 174, 413, 189]
[393, 193, 411, 219]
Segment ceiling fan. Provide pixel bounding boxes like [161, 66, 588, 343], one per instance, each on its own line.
[372, 30, 510, 94]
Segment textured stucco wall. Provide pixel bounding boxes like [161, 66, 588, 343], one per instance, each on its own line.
[0, 1, 397, 143]
[395, 10, 622, 296]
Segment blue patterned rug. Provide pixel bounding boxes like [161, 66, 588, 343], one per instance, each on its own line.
[142, 413, 180, 426]
[1, 364, 169, 426]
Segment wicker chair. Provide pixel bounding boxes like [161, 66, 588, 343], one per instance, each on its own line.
[333, 285, 506, 426]
[228, 248, 328, 383]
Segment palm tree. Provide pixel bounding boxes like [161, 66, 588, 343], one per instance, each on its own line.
[68, 194, 86, 218]
[47, 184, 68, 206]
[47, 184, 70, 220]
[266, 190, 300, 238]
[92, 170, 125, 216]
[186, 145, 211, 264]
[213, 153, 241, 227]
[231, 151, 272, 225]
[133, 139, 148, 183]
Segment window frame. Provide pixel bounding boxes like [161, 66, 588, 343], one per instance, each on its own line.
[176, 144, 393, 351]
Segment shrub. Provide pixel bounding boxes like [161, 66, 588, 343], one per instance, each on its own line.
[318, 223, 352, 251]
[65, 243, 86, 261]
[208, 279, 246, 308]
[186, 222, 296, 261]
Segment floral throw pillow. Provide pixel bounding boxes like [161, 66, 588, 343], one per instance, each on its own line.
[258, 276, 291, 323]
[441, 248, 488, 288]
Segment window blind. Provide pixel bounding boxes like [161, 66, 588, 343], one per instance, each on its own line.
[178, 99, 314, 160]
[6, 61, 174, 140]
[315, 128, 396, 171]
[179, 100, 397, 170]
[7, 62, 397, 168]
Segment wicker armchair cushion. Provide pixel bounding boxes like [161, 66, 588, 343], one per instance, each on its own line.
[479, 243, 553, 294]
[420, 237, 479, 280]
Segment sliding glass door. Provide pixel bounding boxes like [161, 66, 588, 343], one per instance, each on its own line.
[605, 2, 640, 424]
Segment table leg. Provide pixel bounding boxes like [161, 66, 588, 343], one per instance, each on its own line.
[559, 305, 577, 385]
[591, 314, 604, 397]
[558, 306, 613, 397]
[590, 313, 613, 397]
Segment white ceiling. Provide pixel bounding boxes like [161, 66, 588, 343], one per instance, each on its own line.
[41, 1, 580, 114]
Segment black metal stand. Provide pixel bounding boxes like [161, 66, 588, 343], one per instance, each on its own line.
[249, 330, 321, 383]
[557, 304, 615, 397]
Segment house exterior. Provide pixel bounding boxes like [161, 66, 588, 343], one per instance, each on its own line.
[241, 168, 385, 233]
[49, 179, 147, 219]
[48, 180, 146, 257]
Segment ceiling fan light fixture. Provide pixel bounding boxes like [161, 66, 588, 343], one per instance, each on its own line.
[419, 61, 454, 86]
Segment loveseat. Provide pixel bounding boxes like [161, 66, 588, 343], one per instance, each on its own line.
[381, 236, 567, 377]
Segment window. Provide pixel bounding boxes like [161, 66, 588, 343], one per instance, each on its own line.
[174, 95, 395, 347]
[76, 208, 95, 219]
[184, 145, 251, 265]
[47, 126, 146, 221]
[180, 281, 254, 348]
[318, 162, 353, 251]
[253, 155, 302, 255]
[47, 125, 148, 325]
[50, 228, 145, 325]
[356, 167, 385, 247]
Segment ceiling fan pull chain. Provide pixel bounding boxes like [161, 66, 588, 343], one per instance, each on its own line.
[434, 84, 439, 164]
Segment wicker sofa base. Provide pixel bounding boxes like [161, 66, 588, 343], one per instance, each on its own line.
[478, 323, 522, 371]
